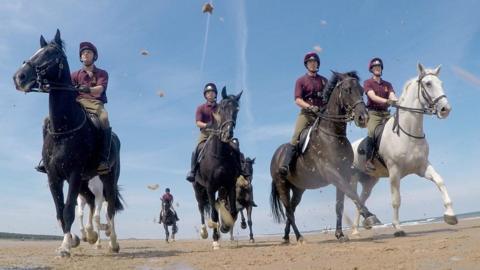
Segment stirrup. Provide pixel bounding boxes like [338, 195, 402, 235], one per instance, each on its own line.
[279, 165, 289, 176]
[186, 172, 195, 182]
[35, 164, 47, 174]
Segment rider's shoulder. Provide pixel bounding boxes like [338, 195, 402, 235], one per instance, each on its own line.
[93, 66, 108, 76]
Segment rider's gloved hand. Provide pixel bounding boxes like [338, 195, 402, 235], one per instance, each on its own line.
[308, 105, 320, 113]
[77, 85, 91, 94]
[205, 122, 214, 129]
[386, 98, 398, 106]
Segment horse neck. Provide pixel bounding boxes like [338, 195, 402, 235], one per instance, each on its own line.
[48, 66, 84, 133]
[397, 81, 425, 134]
[209, 134, 229, 157]
[318, 89, 347, 136]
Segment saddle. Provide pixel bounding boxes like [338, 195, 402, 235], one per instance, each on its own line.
[297, 118, 320, 155]
[357, 123, 387, 167]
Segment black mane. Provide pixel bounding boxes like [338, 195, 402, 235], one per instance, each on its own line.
[323, 71, 360, 103]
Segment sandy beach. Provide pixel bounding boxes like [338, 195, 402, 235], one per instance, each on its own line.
[0, 218, 479, 270]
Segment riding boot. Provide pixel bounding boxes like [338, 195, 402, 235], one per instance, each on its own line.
[35, 118, 49, 174]
[279, 143, 296, 176]
[174, 211, 180, 221]
[97, 127, 112, 175]
[250, 187, 258, 207]
[186, 150, 199, 182]
[365, 137, 376, 172]
[35, 159, 47, 174]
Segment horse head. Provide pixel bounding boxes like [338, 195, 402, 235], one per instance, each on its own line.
[324, 71, 368, 128]
[243, 157, 255, 183]
[214, 86, 242, 142]
[416, 63, 451, 119]
[13, 29, 70, 93]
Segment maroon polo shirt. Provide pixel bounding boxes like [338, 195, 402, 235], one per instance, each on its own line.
[364, 78, 394, 111]
[71, 65, 109, 103]
[294, 73, 328, 107]
[195, 102, 218, 127]
[162, 193, 173, 202]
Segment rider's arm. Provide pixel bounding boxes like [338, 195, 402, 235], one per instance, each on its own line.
[90, 70, 108, 97]
[388, 91, 398, 101]
[295, 97, 312, 110]
[196, 121, 207, 129]
[366, 90, 389, 104]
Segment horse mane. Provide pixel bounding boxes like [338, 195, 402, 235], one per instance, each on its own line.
[323, 71, 360, 103]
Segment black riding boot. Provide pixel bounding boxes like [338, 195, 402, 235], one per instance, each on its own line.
[97, 127, 112, 175]
[35, 160, 47, 174]
[35, 118, 49, 174]
[279, 143, 296, 176]
[365, 136, 376, 172]
[186, 150, 199, 182]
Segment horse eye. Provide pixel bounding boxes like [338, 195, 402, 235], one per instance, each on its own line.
[425, 81, 432, 87]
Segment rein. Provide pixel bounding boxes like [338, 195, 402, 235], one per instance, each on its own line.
[392, 72, 446, 139]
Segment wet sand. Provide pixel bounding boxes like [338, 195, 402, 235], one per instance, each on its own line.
[0, 218, 479, 270]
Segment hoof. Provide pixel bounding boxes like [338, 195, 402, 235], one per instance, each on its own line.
[220, 224, 230, 234]
[444, 215, 458, 225]
[394, 230, 406, 237]
[249, 238, 255, 243]
[363, 215, 381, 230]
[95, 244, 102, 250]
[105, 230, 111, 237]
[338, 235, 349, 243]
[71, 234, 81, 248]
[241, 221, 247, 230]
[200, 225, 209, 239]
[58, 250, 71, 258]
[282, 237, 290, 245]
[207, 220, 218, 229]
[212, 241, 220, 250]
[297, 236, 306, 245]
[87, 231, 99, 245]
[109, 244, 120, 253]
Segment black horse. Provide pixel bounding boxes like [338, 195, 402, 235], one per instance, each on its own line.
[13, 30, 124, 257]
[192, 87, 242, 250]
[231, 157, 256, 243]
[270, 71, 381, 244]
[159, 199, 178, 242]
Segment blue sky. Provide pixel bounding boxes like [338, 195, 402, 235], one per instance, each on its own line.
[0, 0, 479, 239]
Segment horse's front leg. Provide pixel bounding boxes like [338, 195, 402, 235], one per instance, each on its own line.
[58, 173, 82, 257]
[85, 202, 99, 246]
[206, 187, 220, 250]
[289, 186, 305, 243]
[93, 197, 104, 249]
[334, 188, 348, 242]
[421, 162, 457, 225]
[352, 174, 378, 236]
[246, 206, 254, 243]
[389, 167, 406, 237]
[49, 177, 70, 257]
[164, 223, 170, 242]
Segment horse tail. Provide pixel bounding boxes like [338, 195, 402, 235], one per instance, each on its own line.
[112, 133, 125, 213]
[270, 180, 285, 223]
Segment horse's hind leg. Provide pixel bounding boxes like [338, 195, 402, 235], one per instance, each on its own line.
[288, 186, 305, 243]
[421, 163, 457, 225]
[206, 187, 220, 250]
[388, 167, 407, 237]
[240, 210, 247, 229]
[352, 174, 378, 236]
[76, 195, 87, 242]
[102, 175, 120, 253]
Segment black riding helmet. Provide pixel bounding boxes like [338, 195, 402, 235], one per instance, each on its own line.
[203, 83, 218, 97]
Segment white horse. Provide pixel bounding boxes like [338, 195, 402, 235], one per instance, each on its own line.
[350, 63, 456, 237]
[76, 176, 110, 249]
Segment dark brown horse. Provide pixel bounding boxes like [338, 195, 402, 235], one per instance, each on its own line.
[13, 30, 123, 257]
[192, 87, 243, 250]
[270, 71, 381, 244]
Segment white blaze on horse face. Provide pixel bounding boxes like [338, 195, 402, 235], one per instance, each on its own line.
[424, 71, 451, 119]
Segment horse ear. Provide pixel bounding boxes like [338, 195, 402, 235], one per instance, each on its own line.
[417, 62, 426, 75]
[54, 29, 62, 46]
[40, 35, 47, 48]
[221, 86, 227, 99]
[433, 64, 442, 75]
[252, 157, 256, 164]
[236, 90, 243, 101]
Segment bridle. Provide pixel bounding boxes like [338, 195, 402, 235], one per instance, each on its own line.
[316, 77, 365, 137]
[392, 72, 447, 139]
[23, 44, 76, 93]
[23, 44, 87, 136]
